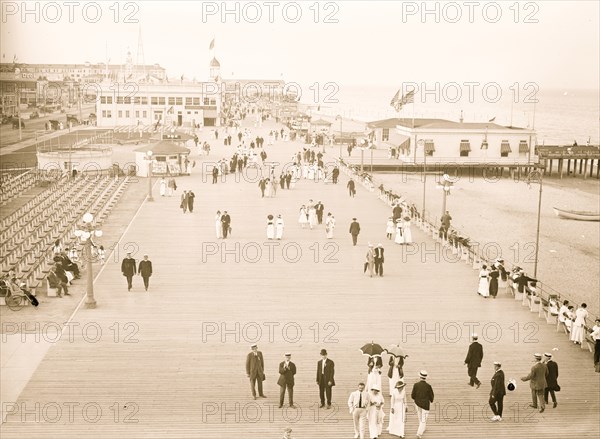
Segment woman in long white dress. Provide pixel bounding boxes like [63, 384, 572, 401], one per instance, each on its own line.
[386, 217, 395, 240]
[367, 364, 382, 392]
[275, 215, 284, 240]
[215, 211, 223, 238]
[266, 215, 275, 239]
[401, 217, 413, 244]
[308, 205, 317, 229]
[478, 265, 490, 297]
[325, 213, 335, 239]
[570, 303, 588, 344]
[159, 178, 166, 196]
[394, 219, 404, 244]
[388, 380, 407, 438]
[298, 206, 309, 228]
[367, 387, 384, 439]
[387, 355, 404, 397]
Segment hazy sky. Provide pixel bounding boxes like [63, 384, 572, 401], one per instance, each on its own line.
[1, 0, 598, 90]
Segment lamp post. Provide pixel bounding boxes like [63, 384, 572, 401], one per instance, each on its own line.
[436, 173, 455, 218]
[335, 114, 342, 157]
[417, 139, 426, 220]
[526, 168, 543, 277]
[145, 150, 154, 201]
[74, 213, 102, 309]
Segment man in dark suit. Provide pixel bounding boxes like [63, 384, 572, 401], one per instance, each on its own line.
[278, 353, 296, 408]
[138, 255, 153, 291]
[246, 344, 266, 400]
[392, 204, 403, 224]
[373, 244, 384, 277]
[347, 179, 356, 197]
[316, 349, 335, 408]
[212, 166, 218, 184]
[521, 353, 548, 412]
[221, 211, 231, 238]
[121, 252, 136, 291]
[332, 166, 339, 184]
[411, 370, 434, 439]
[285, 172, 292, 189]
[349, 218, 361, 246]
[315, 201, 325, 225]
[489, 361, 506, 421]
[543, 353, 559, 408]
[464, 334, 484, 388]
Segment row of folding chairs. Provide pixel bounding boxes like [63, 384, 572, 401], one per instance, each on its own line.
[0, 170, 39, 206]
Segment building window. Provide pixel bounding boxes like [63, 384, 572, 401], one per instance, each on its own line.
[100, 96, 106, 104]
[500, 140, 512, 157]
[203, 97, 210, 105]
[125, 111, 130, 118]
[124, 97, 131, 104]
[209, 98, 216, 105]
[519, 140, 529, 153]
[117, 96, 124, 104]
[176, 97, 182, 105]
[168, 97, 175, 105]
[382, 128, 390, 141]
[158, 97, 165, 105]
[106, 96, 112, 104]
[425, 140, 435, 156]
[185, 97, 192, 106]
[102, 110, 111, 118]
[154, 112, 162, 121]
[135, 111, 140, 118]
[134, 97, 141, 104]
[141, 97, 148, 105]
[193, 97, 200, 105]
[187, 111, 191, 115]
[143, 111, 147, 118]
[151, 97, 158, 105]
[118, 110, 122, 118]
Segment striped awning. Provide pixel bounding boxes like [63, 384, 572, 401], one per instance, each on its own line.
[460, 140, 471, 152]
[519, 141, 529, 153]
[425, 140, 435, 153]
[501, 141, 512, 154]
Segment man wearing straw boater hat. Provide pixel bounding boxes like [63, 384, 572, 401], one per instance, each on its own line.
[278, 353, 296, 408]
[411, 370, 434, 439]
[521, 353, 548, 413]
[489, 361, 506, 421]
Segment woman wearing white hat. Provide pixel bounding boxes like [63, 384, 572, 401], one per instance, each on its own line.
[389, 379, 407, 437]
[366, 386, 384, 439]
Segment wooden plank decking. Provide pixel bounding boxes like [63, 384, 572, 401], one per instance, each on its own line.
[1, 119, 598, 439]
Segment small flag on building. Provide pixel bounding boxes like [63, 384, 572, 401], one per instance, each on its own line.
[489, 116, 496, 122]
[209, 38, 215, 50]
[167, 106, 174, 114]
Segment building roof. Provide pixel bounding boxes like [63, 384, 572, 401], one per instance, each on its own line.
[210, 57, 220, 67]
[135, 141, 190, 155]
[368, 117, 529, 131]
[310, 118, 332, 126]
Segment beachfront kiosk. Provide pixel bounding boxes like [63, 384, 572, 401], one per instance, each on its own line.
[134, 141, 191, 177]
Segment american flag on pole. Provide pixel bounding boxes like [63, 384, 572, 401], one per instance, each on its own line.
[390, 89, 415, 112]
[209, 38, 215, 50]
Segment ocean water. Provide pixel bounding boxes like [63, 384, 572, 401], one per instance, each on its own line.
[300, 85, 600, 146]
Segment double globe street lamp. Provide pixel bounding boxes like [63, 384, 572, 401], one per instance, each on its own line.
[74, 213, 102, 309]
[436, 173, 455, 218]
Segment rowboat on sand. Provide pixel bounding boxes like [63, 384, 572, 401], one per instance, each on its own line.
[553, 207, 600, 221]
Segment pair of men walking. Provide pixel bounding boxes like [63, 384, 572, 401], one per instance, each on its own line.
[245, 347, 335, 409]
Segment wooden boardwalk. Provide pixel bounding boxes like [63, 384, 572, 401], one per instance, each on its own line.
[1, 120, 598, 439]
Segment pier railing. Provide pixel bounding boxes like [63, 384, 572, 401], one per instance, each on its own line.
[336, 156, 599, 351]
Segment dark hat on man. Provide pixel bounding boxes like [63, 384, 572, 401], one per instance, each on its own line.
[352, 218, 357, 220]
[320, 349, 327, 355]
[284, 353, 291, 357]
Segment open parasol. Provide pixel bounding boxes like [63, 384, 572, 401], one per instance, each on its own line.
[360, 342, 384, 357]
[385, 344, 408, 358]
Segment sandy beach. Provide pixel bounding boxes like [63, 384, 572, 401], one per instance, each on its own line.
[374, 172, 600, 318]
